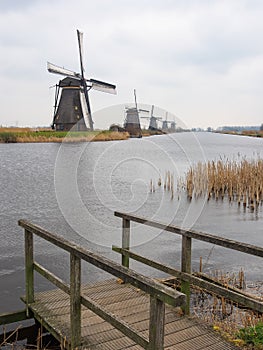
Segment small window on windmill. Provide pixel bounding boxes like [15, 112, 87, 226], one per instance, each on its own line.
[75, 106, 78, 110]
[77, 115, 80, 120]
[56, 115, 59, 120]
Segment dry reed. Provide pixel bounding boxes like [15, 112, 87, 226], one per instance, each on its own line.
[186, 158, 263, 209]
[162, 269, 263, 347]
[150, 170, 175, 200]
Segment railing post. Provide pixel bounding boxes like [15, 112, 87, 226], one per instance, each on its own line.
[25, 229, 34, 316]
[122, 218, 130, 268]
[70, 253, 81, 349]
[181, 235, 192, 315]
[149, 296, 165, 350]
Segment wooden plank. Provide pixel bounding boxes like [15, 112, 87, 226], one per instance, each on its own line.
[113, 247, 263, 313]
[30, 281, 148, 349]
[114, 211, 263, 257]
[201, 341, 238, 349]
[70, 253, 81, 348]
[82, 283, 143, 303]
[0, 310, 28, 325]
[81, 311, 183, 345]
[80, 293, 149, 349]
[165, 334, 217, 349]
[25, 302, 70, 350]
[149, 296, 165, 349]
[163, 324, 210, 347]
[25, 229, 34, 313]
[122, 218, 130, 268]
[181, 236, 192, 315]
[88, 335, 137, 350]
[22, 280, 238, 350]
[34, 262, 70, 294]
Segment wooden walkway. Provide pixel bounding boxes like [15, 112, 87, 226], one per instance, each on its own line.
[23, 279, 238, 350]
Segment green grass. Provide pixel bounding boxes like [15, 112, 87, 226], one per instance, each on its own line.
[236, 322, 263, 348]
[0, 130, 129, 143]
[0, 132, 18, 143]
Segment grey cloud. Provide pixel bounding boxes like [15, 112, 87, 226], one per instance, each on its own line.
[0, 0, 263, 128]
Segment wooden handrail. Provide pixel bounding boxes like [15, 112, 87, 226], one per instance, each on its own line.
[114, 211, 263, 316]
[19, 219, 185, 350]
[114, 211, 263, 257]
[19, 219, 184, 306]
[112, 246, 263, 313]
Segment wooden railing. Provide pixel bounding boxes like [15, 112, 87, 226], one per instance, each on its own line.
[18, 219, 185, 350]
[113, 211, 263, 315]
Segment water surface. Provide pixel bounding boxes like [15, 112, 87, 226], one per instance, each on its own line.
[0, 132, 262, 312]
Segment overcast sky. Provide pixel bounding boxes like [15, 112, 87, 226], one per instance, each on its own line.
[0, 0, 263, 129]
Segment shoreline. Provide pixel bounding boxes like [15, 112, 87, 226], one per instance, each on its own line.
[0, 128, 166, 143]
[215, 130, 263, 138]
[0, 128, 130, 143]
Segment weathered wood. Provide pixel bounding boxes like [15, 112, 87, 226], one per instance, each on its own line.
[149, 296, 165, 350]
[114, 212, 263, 257]
[113, 247, 263, 313]
[0, 310, 28, 325]
[19, 221, 186, 350]
[70, 253, 81, 349]
[33, 262, 70, 294]
[181, 236, 192, 315]
[80, 293, 149, 348]
[122, 218, 130, 268]
[18, 220, 185, 308]
[22, 279, 238, 350]
[20, 302, 69, 350]
[25, 229, 34, 316]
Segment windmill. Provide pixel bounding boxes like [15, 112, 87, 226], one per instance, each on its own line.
[47, 30, 116, 131]
[162, 112, 176, 132]
[124, 89, 148, 138]
[140, 105, 162, 130]
[149, 105, 162, 130]
[162, 112, 169, 131]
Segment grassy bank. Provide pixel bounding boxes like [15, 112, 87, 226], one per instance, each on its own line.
[0, 128, 129, 143]
[217, 130, 263, 138]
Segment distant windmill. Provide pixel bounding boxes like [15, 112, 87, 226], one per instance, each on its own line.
[124, 89, 148, 138]
[162, 111, 176, 132]
[149, 105, 162, 130]
[162, 112, 169, 131]
[140, 105, 162, 130]
[47, 30, 116, 131]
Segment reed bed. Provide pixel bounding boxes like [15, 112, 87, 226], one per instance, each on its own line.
[186, 158, 263, 209]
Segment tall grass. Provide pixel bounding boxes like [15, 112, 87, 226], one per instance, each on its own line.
[186, 158, 263, 209]
[163, 269, 263, 348]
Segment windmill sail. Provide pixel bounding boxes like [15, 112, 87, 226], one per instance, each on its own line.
[89, 78, 116, 94]
[77, 30, 85, 77]
[47, 62, 80, 79]
[80, 89, 92, 129]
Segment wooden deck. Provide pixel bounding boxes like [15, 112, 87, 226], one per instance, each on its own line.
[23, 279, 238, 350]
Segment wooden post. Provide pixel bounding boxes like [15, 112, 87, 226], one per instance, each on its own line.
[70, 253, 81, 349]
[181, 235, 192, 315]
[25, 229, 34, 316]
[149, 296, 165, 350]
[122, 218, 130, 268]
